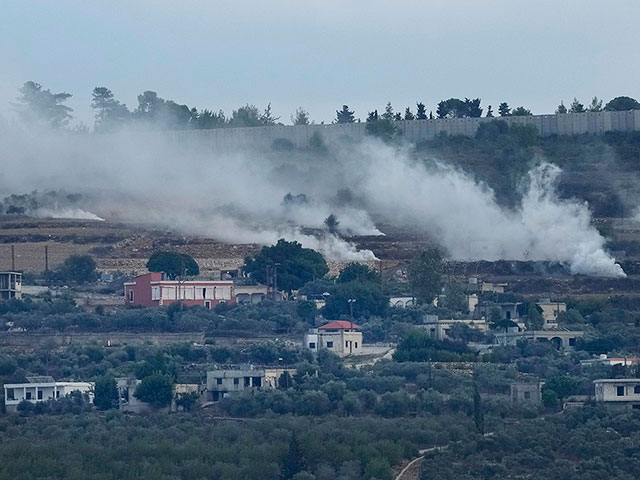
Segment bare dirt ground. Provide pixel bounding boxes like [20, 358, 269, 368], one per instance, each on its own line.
[4, 216, 640, 296]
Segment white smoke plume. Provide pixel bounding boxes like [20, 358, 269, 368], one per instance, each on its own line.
[0, 123, 625, 276]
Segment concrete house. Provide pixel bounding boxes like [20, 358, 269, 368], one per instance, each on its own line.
[4, 376, 94, 413]
[206, 367, 295, 401]
[0, 271, 22, 300]
[594, 378, 640, 411]
[305, 320, 363, 357]
[510, 380, 544, 404]
[421, 315, 489, 341]
[537, 299, 566, 328]
[124, 272, 234, 308]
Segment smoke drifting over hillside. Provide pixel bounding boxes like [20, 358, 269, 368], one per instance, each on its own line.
[0, 123, 625, 277]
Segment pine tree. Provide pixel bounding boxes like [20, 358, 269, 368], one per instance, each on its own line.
[486, 105, 494, 117]
[556, 101, 567, 114]
[473, 382, 485, 435]
[569, 97, 585, 113]
[498, 102, 511, 116]
[404, 107, 415, 120]
[282, 434, 308, 479]
[416, 102, 427, 120]
[381, 102, 394, 121]
[335, 105, 355, 123]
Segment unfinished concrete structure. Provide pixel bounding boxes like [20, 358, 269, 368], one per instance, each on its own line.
[421, 316, 489, 341]
[0, 272, 21, 300]
[206, 367, 295, 401]
[510, 380, 544, 404]
[594, 378, 640, 411]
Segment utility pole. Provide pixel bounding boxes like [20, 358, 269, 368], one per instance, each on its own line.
[11, 245, 15, 271]
[44, 245, 49, 272]
[274, 262, 280, 301]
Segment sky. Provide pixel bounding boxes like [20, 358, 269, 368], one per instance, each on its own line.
[2, 0, 639, 126]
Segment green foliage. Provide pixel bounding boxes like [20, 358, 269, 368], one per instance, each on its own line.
[604, 96, 640, 111]
[498, 102, 511, 116]
[282, 434, 308, 479]
[146, 251, 199, 279]
[393, 330, 476, 362]
[337, 262, 379, 284]
[243, 239, 328, 293]
[228, 104, 262, 127]
[50, 254, 98, 284]
[543, 375, 580, 400]
[91, 86, 130, 132]
[407, 247, 444, 305]
[416, 102, 427, 120]
[93, 375, 118, 410]
[134, 372, 174, 408]
[15, 81, 73, 128]
[511, 106, 532, 116]
[291, 107, 310, 125]
[440, 281, 467, 312]
[335, 105, 355, 124]
[365, 118, 400, 143]
[296, 301, 317, 323]
[437, 98, 482, 118]
[527, 302, 544, 330]
[322, 281, 387, 319]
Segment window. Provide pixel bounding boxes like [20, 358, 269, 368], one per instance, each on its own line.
[326, 341, 334, 348]
[355, 342, 358, 348]
[203, 288, 207, 299]
[37, 390, 43, 400]
[129, 290, 134, 302]
[346, 341, 349, 348]
[205, 301, 211, 309]
[244, 377, 251, 387]
[26, 392, 32, 400]
[234, 378, 239, 385]
[56, 391, 60, 398]
[252, 377, 262, 388]
[634, 386, 640, 394]
[524, 391, 531, 399]
[6, 389, 14, 400]
[216, 378, 222, 385]
[309, 342, 316, 349]
[617, 386, 625, 396]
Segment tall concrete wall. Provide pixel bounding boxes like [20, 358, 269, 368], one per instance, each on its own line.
[168, 110, 640, 150]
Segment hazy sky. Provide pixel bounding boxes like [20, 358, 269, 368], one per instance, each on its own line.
[2, 0, 639, 126]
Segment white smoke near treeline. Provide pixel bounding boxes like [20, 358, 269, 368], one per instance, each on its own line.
[0, 122, 625, 276]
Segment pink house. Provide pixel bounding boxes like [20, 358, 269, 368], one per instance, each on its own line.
[124, 272, 235, 309]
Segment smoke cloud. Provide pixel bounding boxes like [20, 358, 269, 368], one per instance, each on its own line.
[0, 123, 625, 277]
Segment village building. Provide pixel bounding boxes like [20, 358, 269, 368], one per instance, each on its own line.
[206, 367, 296, 401]
[421, 315, 489, 341]
[0, 271, 22, 300]
[124, 272, 234, 308]
[510, 380, 544, 404]
[494, 328, 583, 349]
[581, 354, 640, 368]
[389, 296, 415, 308]
[3, 376, 94, 413]
[537, 299, 566, 328]
[305, 320, 363, 357]
[234, 284, 268, 304]
[594, 378, 640, 411]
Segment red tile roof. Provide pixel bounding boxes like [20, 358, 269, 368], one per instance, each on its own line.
[319, 320, 361, 330]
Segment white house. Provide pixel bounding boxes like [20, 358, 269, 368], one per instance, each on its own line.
[305, 320, 363, 357]
[4, 376, 94, 412]
[594, 378, 640, 410]
[206, 367, 296, 401]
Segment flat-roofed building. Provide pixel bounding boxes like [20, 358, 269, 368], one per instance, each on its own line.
[305, 320, 363, 357]
[206, 367, 295, 401]
[124, 272, 234, 309]
[0, 271, 22, 300]
[3, 376, 94, 412]
[594, 378, 640, 411]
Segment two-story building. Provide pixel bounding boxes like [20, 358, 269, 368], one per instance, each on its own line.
[304, 320, 363, 357]
[0, 271, 22, 300]
[594, 378, 640, 411]
[206, 367, 296, 401]
[421, 315, 489, 341]
[124, 272, 234, 308]
[3, 376, 94, 412]
[537, 299, 566, 328]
